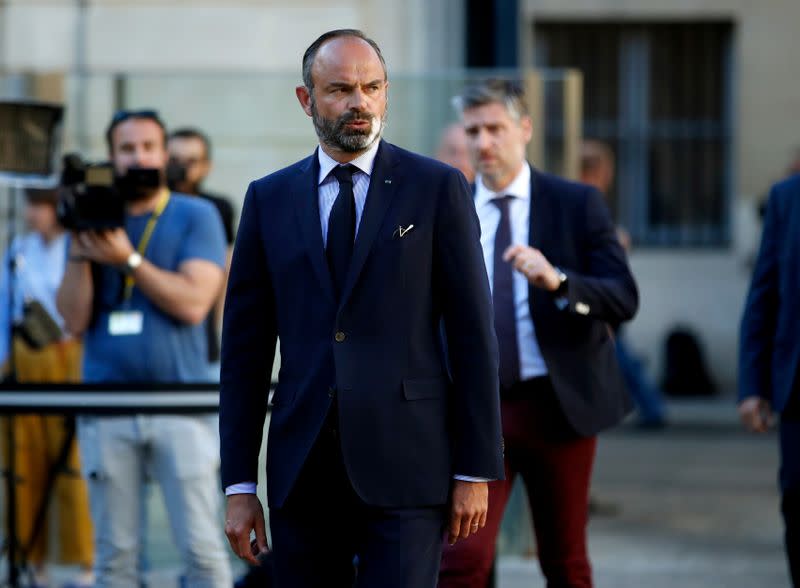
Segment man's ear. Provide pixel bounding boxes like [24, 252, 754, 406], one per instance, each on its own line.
[296, 86, 313, 117]
[520, 115, 534, 145]
[198, 158, 211, 180]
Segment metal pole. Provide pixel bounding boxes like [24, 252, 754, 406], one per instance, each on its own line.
[562, 68, 584, 181]
[4, 182, 22, 588]
[4, 415, 19, 588]
[524, 70, 543, 168]
[75, 0, 89, 153]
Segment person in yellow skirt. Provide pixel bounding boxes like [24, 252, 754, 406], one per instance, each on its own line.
[0, 189, 94, 588]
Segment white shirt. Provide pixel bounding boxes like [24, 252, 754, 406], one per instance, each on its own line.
[474, 163, 549, 380]
[0, 232, 68, 366]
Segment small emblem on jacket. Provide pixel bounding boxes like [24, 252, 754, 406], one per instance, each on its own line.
[393, 224, 415, 239]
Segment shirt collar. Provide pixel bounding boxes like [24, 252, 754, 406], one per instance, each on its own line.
[317, 139, 381, 185]
[474, 162, 531, 209]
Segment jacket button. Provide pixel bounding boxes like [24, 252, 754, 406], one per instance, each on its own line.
[334, 331, 346, 342]
[328, 386, 336, 398]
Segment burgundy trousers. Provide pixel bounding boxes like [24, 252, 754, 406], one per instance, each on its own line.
[439, 377, 597, 588]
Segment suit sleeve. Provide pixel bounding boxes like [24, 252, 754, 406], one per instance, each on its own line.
[738, 186, 782, 403]
[219, 182, 277, 489]
[434, 169, 504, 480]
[561, 187, 639, 323]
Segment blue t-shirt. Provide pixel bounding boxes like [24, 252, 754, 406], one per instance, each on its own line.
[83, 194, 226, 383]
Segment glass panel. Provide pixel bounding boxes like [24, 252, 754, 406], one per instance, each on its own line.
[0, 68, 580, 561]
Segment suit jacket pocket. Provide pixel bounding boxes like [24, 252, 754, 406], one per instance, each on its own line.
[403, 377, 447, 400]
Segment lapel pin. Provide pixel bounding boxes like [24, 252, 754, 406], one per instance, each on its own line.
[385, 179, 392, 184]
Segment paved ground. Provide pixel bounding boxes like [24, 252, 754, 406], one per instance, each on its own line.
[2, 397, 791, 587]
[498, 399, 789, 588]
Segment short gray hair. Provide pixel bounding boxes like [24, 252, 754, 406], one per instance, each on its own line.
[453, 79, 529, 121]
[302, 29, 387, 90]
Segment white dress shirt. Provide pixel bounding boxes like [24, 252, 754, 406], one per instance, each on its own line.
[474, 163, 549, 380]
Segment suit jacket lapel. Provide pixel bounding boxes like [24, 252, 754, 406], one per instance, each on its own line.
[528, 165, 547, 251]
[528, 165, 550, 314]
[293, 149, 335, 304]
[339, 140, 399, 306]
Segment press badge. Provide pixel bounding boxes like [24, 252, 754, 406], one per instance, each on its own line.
[108, 311, 144, 336]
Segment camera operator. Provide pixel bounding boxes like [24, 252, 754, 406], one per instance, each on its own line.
[56, 110, 232, 588]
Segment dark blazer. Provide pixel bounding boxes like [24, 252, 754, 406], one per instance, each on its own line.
[220, 140, 503, 509]
[521, 167, 638, 436]
[739, 174, 800, 412]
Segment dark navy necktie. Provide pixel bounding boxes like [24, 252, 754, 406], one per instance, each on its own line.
[326, 165, 356, 300]
[492, 196, 520, 391]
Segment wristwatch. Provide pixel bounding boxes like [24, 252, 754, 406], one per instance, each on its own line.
[554, 266, 569, 296]
[124, 251, 143, 274]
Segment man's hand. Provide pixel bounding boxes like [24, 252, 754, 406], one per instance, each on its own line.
[76, 229, 135, 266]
[738, 396, 774, 433]
[503, 244, 560, 291]
[225, 494, 269, 565]
[448, 480, 488, 545]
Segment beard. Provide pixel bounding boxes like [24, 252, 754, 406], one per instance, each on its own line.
[311, 97, 386, 153]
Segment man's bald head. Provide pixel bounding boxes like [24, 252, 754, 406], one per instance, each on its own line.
[436, 123, 475, 183]
[580, 139, 615, 195]
[302, 29, 387, 90]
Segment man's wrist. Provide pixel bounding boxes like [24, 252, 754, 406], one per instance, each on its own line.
[122, 251, 143, 274]
[552, 266, 569, 295]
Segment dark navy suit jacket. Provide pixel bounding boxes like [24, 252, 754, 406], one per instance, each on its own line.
[519, 168, 638, 436]
[740, 174, 800, 412]
[220, 141, 503, 509]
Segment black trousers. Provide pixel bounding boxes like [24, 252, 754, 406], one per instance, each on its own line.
[781, 393, 800, 587]
[269, 408, 446, 588]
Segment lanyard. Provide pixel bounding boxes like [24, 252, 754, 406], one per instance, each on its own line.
[122, 191, 170, 302]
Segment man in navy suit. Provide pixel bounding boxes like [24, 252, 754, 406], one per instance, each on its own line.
[439, 80, 638, 588]
[739, 172, 800, 587]
[219, 30, 503, 587]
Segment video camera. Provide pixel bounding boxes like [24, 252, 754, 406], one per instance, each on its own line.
[56, 154, 162, 231]
[56, 154, 125, 231]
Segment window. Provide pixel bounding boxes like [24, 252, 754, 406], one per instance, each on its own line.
[535, 22, 734, 246]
